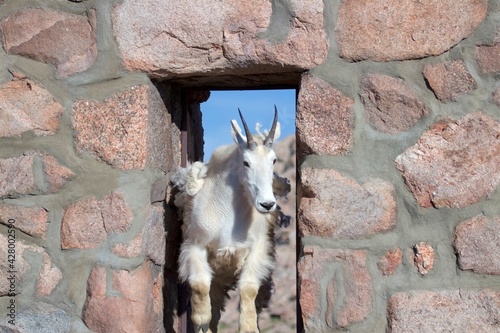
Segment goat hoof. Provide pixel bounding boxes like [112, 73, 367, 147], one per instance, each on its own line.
[194, 323, 210, 333]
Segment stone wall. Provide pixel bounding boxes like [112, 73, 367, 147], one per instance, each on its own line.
[296, 0, 500, 331]
[0, 0, 499, 333]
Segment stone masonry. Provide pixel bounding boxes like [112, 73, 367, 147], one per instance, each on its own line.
[0, 0, 499, 333]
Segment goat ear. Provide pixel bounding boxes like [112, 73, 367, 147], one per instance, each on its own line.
[273, 122, 281, 141]
[231, 120, 247, 146]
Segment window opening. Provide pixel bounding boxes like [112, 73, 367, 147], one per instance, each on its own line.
[200, 89, 297, 332]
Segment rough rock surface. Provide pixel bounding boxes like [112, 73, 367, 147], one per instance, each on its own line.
[493, 85, 500, 106]
[0, 79, 64, 137]
[476, 43, 500, 74]
[298, 246, 372, 330]
[112, 0, 328, 78]
[73, 84, 170, 170]
[378, 248, 403, 276]
[336, 0, 488, 61]
[423, 60, 477, 102]
[297, 74, 354, 156]
[61, 191, 132, 249]
[83, 262, 163, 333]
[396, 112, 500, 208]
[143, 204, 166, 266]
[35, 252, 63, 297]
[0, 154, 36, 199]
[455, 215, 500, 275]
[112, 233, 143, 258]
[299, 168, 397, 239]
[0, 302, 72, 333]
[112, 204, 166, 265]
[410, 242, 435, 275]
[0, 152, 74, 199]
[0, 234, 43, 296]
[388, 289, 500, 333]
[361, 74, 429, 134]
[0, 204, 48, 239]
[0, 8, 97, 77]
[41, 155, 75, 194]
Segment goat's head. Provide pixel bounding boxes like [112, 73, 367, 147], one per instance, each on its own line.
[231, 107, 281, 213]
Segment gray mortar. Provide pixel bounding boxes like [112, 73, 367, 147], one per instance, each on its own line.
[259, 0, 294, 44]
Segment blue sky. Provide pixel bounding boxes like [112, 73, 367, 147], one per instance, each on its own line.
[200, 89, 297, 161]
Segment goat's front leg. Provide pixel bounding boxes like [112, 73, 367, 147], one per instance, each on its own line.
[237, 241, 273, 332]
[179, 243, 212, 332]
[239, 283, 259, 333]
[191, 281, 211, 333]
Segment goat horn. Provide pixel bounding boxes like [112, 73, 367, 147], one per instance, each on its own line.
[238, 108, 256, 149]
[264, 105, 278, 146]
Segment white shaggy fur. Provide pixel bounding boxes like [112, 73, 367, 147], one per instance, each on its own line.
[173, 110, 289, 333]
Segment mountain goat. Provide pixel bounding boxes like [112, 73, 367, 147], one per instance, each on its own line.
[172, 108, 290, 332]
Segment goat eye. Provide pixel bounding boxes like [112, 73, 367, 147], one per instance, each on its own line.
[273, 159, 277, 165]
[243, 161, 250, 167]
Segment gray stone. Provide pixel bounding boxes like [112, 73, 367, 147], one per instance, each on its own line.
[35, 253, 62, 297]
[410, 242, 435, 275]
[0, 204, 48, 239]
[143, 204, 166, 266]
[0, 152, 74, 199]
[361, 74, 429, 134]
[455, 215, 500, 275]
[73, 84, 171, 171]
[476, 43, 500, 74]
[299, 167, 397, 239]
[388, 289, 500, 333]
[377, 248, 403, 276]
[0, 302, 71, 333]
[0, 8, 97, 77]
[396, 112, 500, 208]
[336, 0, 488, 61]
[298, 246, 372, 330]
[111, 0, 328, 78]
[0, 234, 43, 296]
[83, 262, 162, 333]
[296, 74, 355, 156]
[0, 79, 64, 137]
[423, 60, 477, 102]
[61, 191, 133, 250]
[493, 85, 500, 106]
